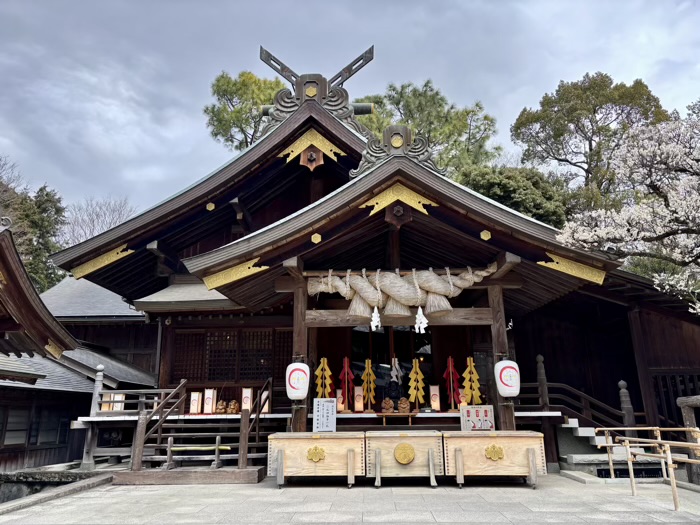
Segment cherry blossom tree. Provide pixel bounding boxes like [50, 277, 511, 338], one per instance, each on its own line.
[559, 100, 700, 314]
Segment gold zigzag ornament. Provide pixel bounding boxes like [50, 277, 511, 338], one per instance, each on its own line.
[360, 183, 438, 216]
[408, 358, 425, 411]
[314, 357, 334, 398]
[462, 356, 482, 405]
[278, 129, 346, 163]
[361, 359, 376, 411]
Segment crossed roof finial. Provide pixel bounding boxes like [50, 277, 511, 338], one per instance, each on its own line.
[256, 45, 376, 141]
[259, 46, 374, 88]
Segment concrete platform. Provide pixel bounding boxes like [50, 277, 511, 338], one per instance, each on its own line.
[2, 474, 700, 524]
[112, 466, 265, 485]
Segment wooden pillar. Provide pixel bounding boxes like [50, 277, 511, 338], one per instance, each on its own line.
[627, 307, 659, 426]
[676, 397, 700, 483]
[80, 424, 99, 471]
[158, 321, 173, 388]
[536, 354, 558, 470]
[284, 257, 309, 432]
[90, 365, 105, 416]
[488, 285, 515, 430]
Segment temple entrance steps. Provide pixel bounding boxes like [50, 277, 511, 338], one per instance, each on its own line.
[137, 415, 289, 470]
[556, 417, 662, 480]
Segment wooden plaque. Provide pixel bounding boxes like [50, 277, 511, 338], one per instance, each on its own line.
[242, 388, 253, 412]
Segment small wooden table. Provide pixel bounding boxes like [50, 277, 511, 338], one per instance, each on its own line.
[378, 412, 416, 426]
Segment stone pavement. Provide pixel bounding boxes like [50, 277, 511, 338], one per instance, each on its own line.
[1, 474, 700, 524]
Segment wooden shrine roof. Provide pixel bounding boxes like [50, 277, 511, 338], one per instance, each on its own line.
[183, 155, 617, 277]
[179, 147, 624, 316]
[0, 228, 78, 358]
[51, 101, 366, 273]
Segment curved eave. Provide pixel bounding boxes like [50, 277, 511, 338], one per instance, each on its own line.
[51, 101, 366, 270]
[0, 230, 79, 357]
[184, 156, 618, 277]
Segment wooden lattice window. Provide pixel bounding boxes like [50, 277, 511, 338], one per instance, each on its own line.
[171, 328, 282, 383]
[207, 331, 238, 381]
[172, 331, 207, 382]
[273, 329, 293, 383]
[239, 330, 274, 381]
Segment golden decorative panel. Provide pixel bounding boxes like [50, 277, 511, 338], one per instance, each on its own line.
[537, 252, 606, 285]
[307, 445, 326, 462]
[202, 258, 270, 290]
[311, 233, 322, 244]
[484, 444, 504, 461]
[279, 129, 346, 163]
[206, 202, 216, 211]
[71, 244, 135, 279]
[480, 230, 492, 241]
[305, 85, 318, 98]
[44, 339, 62, 358]
[394, 443, 415, 465]
[360, 183, 438, 216]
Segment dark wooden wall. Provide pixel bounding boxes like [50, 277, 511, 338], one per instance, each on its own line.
[639, 309, 700, 370]
[630, 307, 700, 426]
[514, 294, 641, 412]
[0, 389, 89, 472]
[66, 322, 158, 373]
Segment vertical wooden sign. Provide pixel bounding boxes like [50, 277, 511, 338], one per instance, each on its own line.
[242, 388, 253, 412]
[430, 385, 441, 411]
[190, 392, 202, 414]
[353, 386, 364, 413]
[203, 389, 217, 414]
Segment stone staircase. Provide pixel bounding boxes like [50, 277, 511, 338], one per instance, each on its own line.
[557, 417, 658, 479]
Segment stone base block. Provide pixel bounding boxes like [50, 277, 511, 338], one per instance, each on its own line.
[112, 467, 265, 485]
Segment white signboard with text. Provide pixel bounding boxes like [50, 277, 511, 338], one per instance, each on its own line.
[312, 398, 337, 432]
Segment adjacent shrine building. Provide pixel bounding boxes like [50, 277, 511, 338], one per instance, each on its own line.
[50, 48, 700, 459]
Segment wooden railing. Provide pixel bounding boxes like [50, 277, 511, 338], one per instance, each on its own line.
[131, 379, 188, 471]
[607, 433, 700, 511]
[517, 354, 645, 430]
[594, 426, 699, 483]
[238, 377, 273, 470]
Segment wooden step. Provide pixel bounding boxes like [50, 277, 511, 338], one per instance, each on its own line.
[142, 453, 267, 462]
[149, 441, 269, 450]
[149, 432, 245, 439]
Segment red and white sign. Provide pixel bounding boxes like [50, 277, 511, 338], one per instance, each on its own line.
[285, 363, 310, 400]
[495, 360, 520, 397]
[242, 387, 253, 412]
[430, 385, 441, 411]
[203, 388, 217, 414]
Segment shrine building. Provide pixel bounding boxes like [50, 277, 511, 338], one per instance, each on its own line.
[50, 47, 700, 471]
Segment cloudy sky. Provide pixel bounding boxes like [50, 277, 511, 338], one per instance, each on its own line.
[1, 0, 698, 211]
